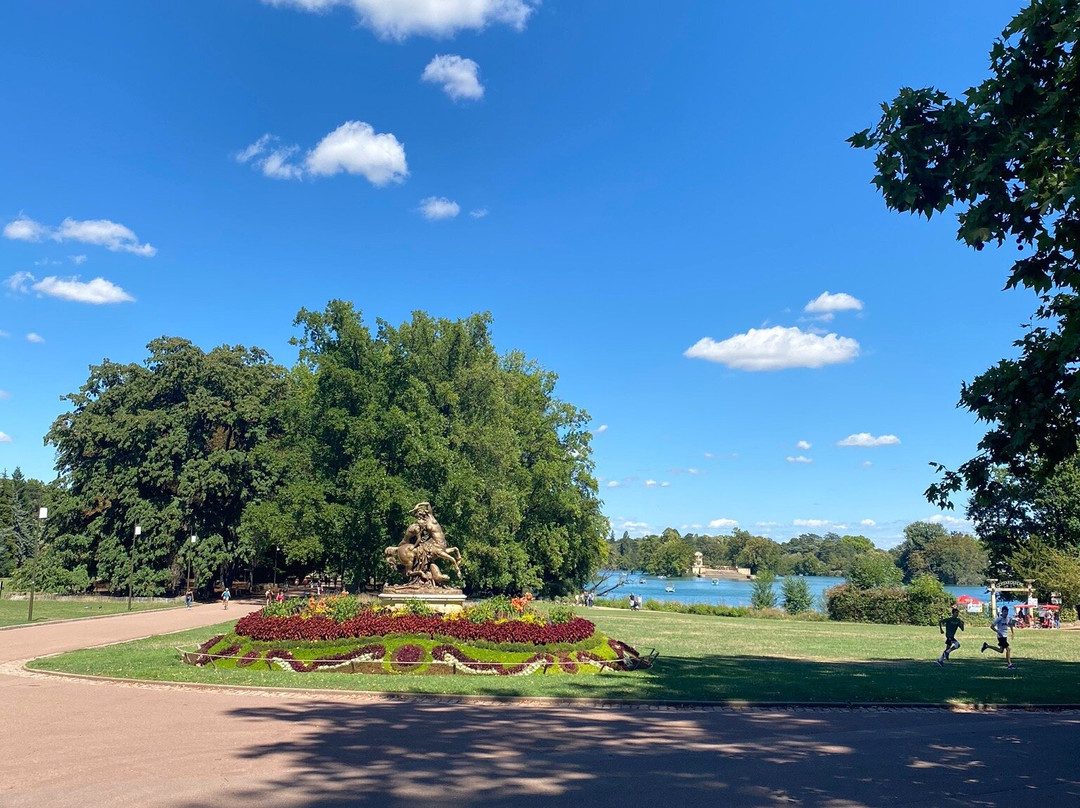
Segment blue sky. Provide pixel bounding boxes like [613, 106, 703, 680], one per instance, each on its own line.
[0, 1, 1036, 547]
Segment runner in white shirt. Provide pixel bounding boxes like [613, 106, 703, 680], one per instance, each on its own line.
[981, 605, 1016, 669]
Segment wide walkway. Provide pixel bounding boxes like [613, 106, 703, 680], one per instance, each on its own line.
[0, 604, 1077, 808]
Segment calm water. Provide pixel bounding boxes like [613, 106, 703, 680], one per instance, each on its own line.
[600, 574, 992, 609]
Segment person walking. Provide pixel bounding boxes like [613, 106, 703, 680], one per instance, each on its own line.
[221, 586, 231, 610]
[981, 605, 1016, 669]
[937, 606, 965, 666]
[185, 589, 193, 609]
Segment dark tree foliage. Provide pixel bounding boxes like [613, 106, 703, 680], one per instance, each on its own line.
[46, 338, 289, 594]
[850, 1, 1080, 518]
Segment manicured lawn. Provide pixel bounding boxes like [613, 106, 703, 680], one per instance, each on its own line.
[0, 596, 181, 627]
[27, 607, 1080, 705]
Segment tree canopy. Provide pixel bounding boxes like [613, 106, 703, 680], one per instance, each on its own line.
[850, 0, 1080, 515]
[29, 303, 606, 597]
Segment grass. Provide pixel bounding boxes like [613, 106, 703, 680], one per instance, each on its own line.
[27, 607, 1080, 705]
[0, 595, 181, 627]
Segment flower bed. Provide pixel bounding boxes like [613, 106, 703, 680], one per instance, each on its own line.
[189, 596, 651, 676]
[234, 611, 596, 646]
[187, 633, 650, 676]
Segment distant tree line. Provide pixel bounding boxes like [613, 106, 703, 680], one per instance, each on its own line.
[606, 522, 989, 588]
[1, 302, 608, 598]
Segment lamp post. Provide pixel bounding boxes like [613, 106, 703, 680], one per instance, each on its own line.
[273, 545, 280, 588]
[27, 507, 47, 623]
[187, 535, 197, 593]
[127, 525, 142, 611]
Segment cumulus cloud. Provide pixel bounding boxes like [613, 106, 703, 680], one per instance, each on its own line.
[756, 521, 778, 527]
[786, 455, 813, 464]
[4, 272, 34, 294]
[709, 518, 739, 529]
[685, 326, 859, 371]
[32, 276, 134, 304]
[6, 272, 134, 304]
[793, 518, 829, 528]
[860, 519, 876, 527]
[606, 480, 620, 488]
[929, 514, 971, 526]
[419, 196, 461, 220]
[261, 0, 537, 40]
[422, 54, 484, 100]
[644, 479, 658, 487]
[837, 433, 901, 447]
[236, 122, 408, 186]
[804, 291, 863, 322]
[796, 440, 811, 450]
[3, 215, 155, 256]
[3, 215, 49, 242]
[0, 431, 11, 443]
[593, 424, 608, 435]
[26, 333, 44, 343]
[661, 481, 670, 487]
[470, 208, 489, 218]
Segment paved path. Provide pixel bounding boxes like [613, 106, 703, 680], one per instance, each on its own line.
[1, 606, 1077, 808]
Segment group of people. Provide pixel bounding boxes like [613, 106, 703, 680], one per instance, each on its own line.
[263, 588, 287, 607]
[937, 605, 1017, 670]
[628, 593, 643, 611]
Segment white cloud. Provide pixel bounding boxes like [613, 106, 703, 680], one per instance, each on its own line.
[32, 276, 135, 305]
[644, 479, 657, 487]
[804, 291, 864, 321]
[3, 215, 49, 242]
[709, 518, 739, 529]
[4, 272, 34, 294]
[70, 255, 87, 265]
[793, 518, 829, 528]
[0, 431, 11, 443]
[237, 122, 408, 186]
[796, 440, 811, 450]
[860, 519, 876, 527]
[26, 333, 44, 343]
[660, 482, 670, 487]
[261, 0, 537, 40]
[837, 433, 901, 447]
[470, 208, 489, 219]
[419, 196, 461, 220]
[422, 54, 484, 101]
[606, 480, 620, 488]
[929, 514, 971, 527]
[756, 521, 778, 527]
[862, 461, 873, 468]
[594, 424, 608, 434]
[2, 215, 155, 256]
[685, 326, 859, 371]
[786, 455, 813, 464]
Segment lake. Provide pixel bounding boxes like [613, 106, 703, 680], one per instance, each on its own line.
[599, 573, 993, 609]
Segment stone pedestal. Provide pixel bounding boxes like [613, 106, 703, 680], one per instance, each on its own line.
[378, 589, 466, 614]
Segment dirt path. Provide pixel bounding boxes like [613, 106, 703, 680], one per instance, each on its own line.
[1, 604, 1077, 808]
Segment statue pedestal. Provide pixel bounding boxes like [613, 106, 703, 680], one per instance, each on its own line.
[378, 589, 466, 614]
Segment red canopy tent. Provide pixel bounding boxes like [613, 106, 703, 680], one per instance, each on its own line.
[956, 594, 983, 605]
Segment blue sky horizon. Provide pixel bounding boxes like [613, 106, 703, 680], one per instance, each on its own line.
[1, 1, 1035, 548]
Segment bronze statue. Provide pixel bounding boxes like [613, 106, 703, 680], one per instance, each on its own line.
[384, 502, 463, 589]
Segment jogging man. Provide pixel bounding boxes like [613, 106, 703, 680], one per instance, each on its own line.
[981, 605, 1016, 669]
[937, 606, 965, 666]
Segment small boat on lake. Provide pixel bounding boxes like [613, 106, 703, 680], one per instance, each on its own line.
[638, 578, 646, 584]
[665, 585, 676, 593]
[711, 578, 719, 585]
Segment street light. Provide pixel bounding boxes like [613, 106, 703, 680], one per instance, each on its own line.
[273, 545, 280, 588]
[127, 525, 141, 611]
[187, 535, 197, 595]
[27, 507, 47, 623]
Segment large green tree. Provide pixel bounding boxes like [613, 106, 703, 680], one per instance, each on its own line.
[46, 337, 289, 594]
[850, 1, 1080, 520]
[283, 301, 607, 595]
[891, 521, 988, 585]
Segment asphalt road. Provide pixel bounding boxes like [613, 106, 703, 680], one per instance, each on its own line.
[1, 603, 1077, 808]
